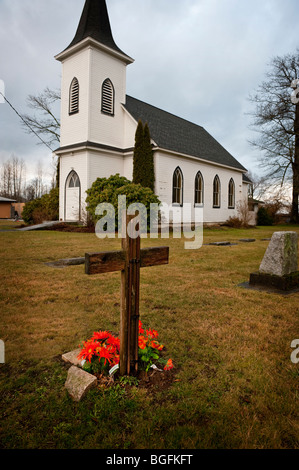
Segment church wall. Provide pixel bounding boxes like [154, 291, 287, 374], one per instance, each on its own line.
[88, 49, 127, 148]
[155, 151, 245, 224]
[59, 49, 91, 147]
[123, 107, 138, 149]
[123, 154, 133, 181]
[87, 150, 124, 188]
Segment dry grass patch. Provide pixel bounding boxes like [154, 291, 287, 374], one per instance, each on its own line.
[0, 225, 298, 449]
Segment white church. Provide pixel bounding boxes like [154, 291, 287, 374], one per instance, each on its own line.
[54, 0, 250, 224]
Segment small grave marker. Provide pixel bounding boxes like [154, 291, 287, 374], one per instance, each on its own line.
[249, 231, 299, 292]
[85, 214, 169, 376]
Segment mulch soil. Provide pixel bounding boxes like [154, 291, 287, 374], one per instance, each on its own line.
[98, 368, 177, 394]
[41, 223, 95, 233]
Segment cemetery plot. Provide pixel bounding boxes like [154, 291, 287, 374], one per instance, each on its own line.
[85, 215, 169, 376]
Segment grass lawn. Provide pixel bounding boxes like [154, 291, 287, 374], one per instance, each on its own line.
[0, 224, 298, 449]
[0, 219, 24, 231]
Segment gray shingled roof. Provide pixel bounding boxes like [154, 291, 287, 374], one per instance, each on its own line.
[124, 95, 247, 172]
[0, 197, 16, 202]
[64, 0, 130, 58]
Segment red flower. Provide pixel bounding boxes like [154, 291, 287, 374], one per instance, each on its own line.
[111, 354, 120, 366]
[150, 340, 164, 351]
[147, 329, 159, 339]
[106, 335, 120, 351]
[164, 359, 173, 371]
[97, 346, 114, 366]
[77, 340, 98, 363]
[92, 331, 111, 342]
[138, 335, 147, 350]
[139, 321, 144, 335]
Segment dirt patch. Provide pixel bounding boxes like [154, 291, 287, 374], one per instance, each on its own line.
[95, 368, 177, 395]
[134, 368, 177, 393]
[40, 223, 95, 233]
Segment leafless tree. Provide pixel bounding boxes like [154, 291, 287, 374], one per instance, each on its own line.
[21, 87, 61, 150]
[246, 171, 272, 201]
[0, 155, 26, 200]
[248, 51, 299, 223]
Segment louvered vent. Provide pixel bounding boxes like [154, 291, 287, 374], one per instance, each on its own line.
[69, 78, 79, 114]
[101, 79, 114, 115]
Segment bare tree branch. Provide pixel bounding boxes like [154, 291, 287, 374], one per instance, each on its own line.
[248, 50, 299, 222]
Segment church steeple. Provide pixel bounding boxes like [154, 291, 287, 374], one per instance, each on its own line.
[58, 0, 133, 63]
[68, 0, 121, 52]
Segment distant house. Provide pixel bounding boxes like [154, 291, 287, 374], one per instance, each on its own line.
[0, 197, 17, 219]
[11, 202, 25, 219]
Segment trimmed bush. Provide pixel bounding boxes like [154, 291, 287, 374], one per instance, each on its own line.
[22, 188, 59, 225]
[86, 174, 160, 231]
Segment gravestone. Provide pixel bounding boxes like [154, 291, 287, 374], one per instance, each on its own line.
[250, 231, 299, 291]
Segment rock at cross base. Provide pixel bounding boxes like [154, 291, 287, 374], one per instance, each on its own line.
[65, 366, 97, 402]
[62, 349, 83, 367]
[259, 231, 298, 277]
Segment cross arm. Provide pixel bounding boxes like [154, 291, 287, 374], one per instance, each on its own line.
[85, 250, 125, 275]
[85, 246, 169, 275]
[140, 246, 169, 268]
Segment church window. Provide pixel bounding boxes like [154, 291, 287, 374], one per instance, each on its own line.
[68, 171, 80, 188]
[213, 175, 221, 208]
[195, 171, 204, 205]
[101, 79, 114, 115]
[172, 167, 183, 206]
[69, 77, 79, 115]
[228, 178, 235, 208]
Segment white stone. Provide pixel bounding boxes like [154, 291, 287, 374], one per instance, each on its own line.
[65, 366, 97, 402]
[259, 231, 298, 277]
[62, 349, 83, 367]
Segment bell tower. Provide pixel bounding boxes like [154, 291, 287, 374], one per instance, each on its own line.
[55, 0, 134, 149]
[55, 0, 134, 221]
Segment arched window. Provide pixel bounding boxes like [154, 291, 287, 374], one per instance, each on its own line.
[101, 78, 114, 115]
[228, 178, 235, 208]
[67, 171, 80, 188]
[213, 175, 221, 208]
[172, 167, 183, 206]
[195, 171, 204, 205]
[69, 77, 79, 115]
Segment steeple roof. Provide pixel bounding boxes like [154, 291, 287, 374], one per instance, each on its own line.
[64, 0, 129, 58]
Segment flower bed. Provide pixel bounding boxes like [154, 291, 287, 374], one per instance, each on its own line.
[77, 321, 173, 378]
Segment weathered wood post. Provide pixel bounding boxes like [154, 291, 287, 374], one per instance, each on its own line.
[120, 214, 141, 375]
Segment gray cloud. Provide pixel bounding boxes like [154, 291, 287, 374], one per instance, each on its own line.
[1, 0, 298, 180]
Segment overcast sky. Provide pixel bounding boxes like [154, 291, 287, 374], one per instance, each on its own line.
[0, 0, 298, 184]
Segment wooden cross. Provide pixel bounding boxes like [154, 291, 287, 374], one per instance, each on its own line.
[85, 214, 169, 376]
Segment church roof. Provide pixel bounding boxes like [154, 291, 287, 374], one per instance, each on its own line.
[64, 0, 128, 58]
[124, 96, 247, 172]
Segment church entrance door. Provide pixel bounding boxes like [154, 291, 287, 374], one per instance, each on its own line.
[65, 171, 81, 221]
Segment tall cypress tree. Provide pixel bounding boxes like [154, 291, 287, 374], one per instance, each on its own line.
[133, 120, 155, 192]
[133, 120, 144, 185]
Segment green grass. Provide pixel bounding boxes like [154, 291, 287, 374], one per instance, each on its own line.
[0, 225, 298, 449]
